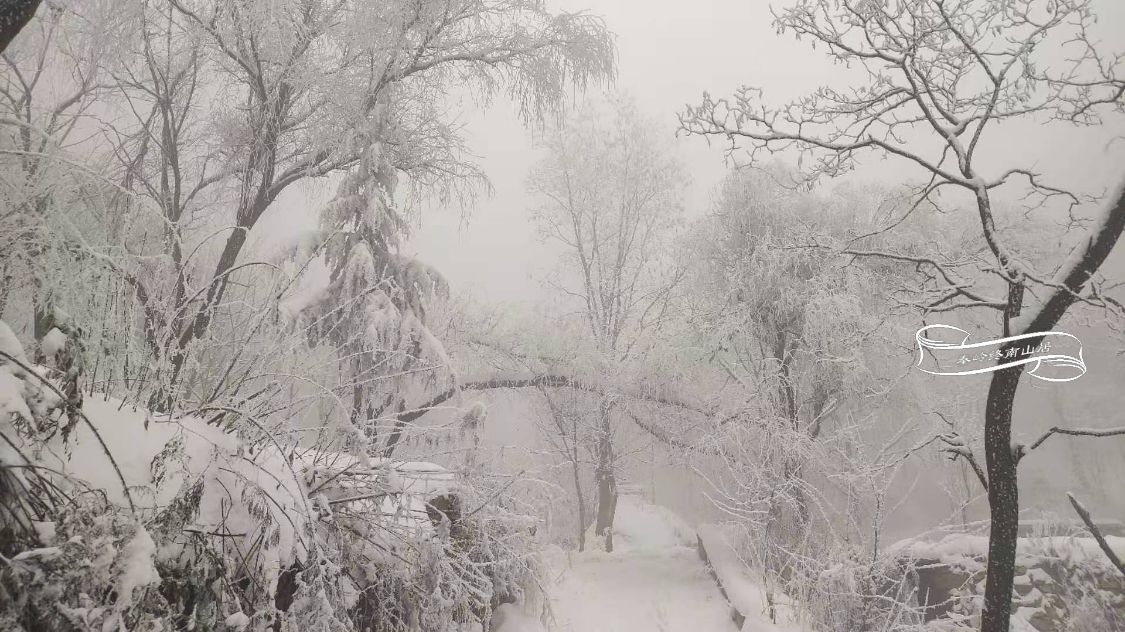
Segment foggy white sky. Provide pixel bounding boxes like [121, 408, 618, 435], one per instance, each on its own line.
[403, 0, 1125, 307]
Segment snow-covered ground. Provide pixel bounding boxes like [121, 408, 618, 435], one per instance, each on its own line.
[532, 495, 742, 632]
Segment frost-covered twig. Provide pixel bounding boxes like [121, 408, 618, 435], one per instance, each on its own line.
[1027, 424, 1125, 452]
[937, 433, 989, 492]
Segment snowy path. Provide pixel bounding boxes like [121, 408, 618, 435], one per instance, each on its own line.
[546, 545, 739, 632]
[542, 497, 740, 632]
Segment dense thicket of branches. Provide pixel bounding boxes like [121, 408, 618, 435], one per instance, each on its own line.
[0, 1, 614, 630]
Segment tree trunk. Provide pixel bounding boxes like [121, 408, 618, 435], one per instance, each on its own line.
[574, 460, 588, 552]
[0, 0, 42, 54]
[776, 341, 810, 529]
[593, 399, 617, 551]
[594, 469, 617, 552]
[572, 416, 588, 552]
[594, 466, 616, 533]
[784, 457, 809, 527]
[980, 362, 1023, 632]
[0, 261, 10, 317]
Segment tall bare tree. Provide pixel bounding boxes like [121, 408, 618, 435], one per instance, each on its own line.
[529, 95, 686, 548]
[680, 1, 1125, 630]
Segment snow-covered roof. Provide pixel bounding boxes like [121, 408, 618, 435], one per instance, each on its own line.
[889, 531, 1125, 569]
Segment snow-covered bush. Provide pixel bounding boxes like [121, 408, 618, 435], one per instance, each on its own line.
[1, 504, 171, 631]
[1, 316, 541, 632]
[0, 320, 65, 547]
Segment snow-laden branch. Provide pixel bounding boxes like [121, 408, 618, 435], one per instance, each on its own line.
[1011, 177, 1125, 335]
[938, 432, 989, 492]
[382, 373, 707, 457]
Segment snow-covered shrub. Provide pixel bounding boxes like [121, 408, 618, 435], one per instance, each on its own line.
[299, 422, 540, 631]
[0, 502, 171, 632]
[1, 382, 538, 632]
[0, 316, 528, 631]
[0, 320, 65, 548]
[0, 321, 168, 630]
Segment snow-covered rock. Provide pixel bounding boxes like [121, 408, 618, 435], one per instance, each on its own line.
[891, 531, 1125, 630]
[39, 327, 68, 358]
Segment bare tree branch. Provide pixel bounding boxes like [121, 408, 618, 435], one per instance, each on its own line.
[1027, 424, 1125, 452]
[1067, 492, 1125, 578]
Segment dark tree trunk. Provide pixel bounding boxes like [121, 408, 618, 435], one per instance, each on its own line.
[976, 180, 1125, 632]
[32, 297, 51, 343]
[980, 362, 1023, 632]
[0, 0, 41, 53]
[594, 466, 616, 531]
[593, 398, 617, 551]
[594, 468, 617, 552]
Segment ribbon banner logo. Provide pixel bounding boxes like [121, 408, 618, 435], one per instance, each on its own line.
[915, 325, 1086, 382]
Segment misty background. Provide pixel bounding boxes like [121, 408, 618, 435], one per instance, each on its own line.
[256, 0, 1125, 540]
[4, 1, 1125, 630]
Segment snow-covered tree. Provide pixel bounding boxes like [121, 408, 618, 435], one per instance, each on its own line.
[0, 0, 614, 412]
[527, 95, 687, 548]
[0, 2, 617, 629]
[680, 2, 1125, 629]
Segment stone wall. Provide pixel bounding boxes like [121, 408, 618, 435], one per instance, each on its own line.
[895, 534, 1125, 630]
